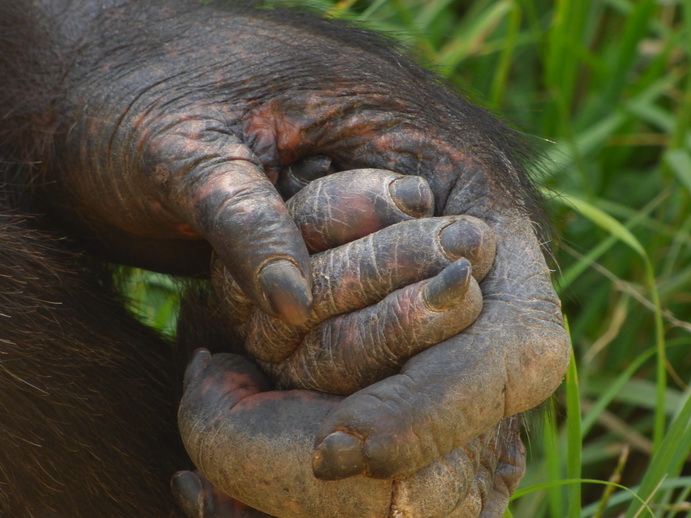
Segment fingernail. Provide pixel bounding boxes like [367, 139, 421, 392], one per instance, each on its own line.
[423, 258, 472, 311]
[171, 471, 203, 518]
[438, 220, 482, 260]
[313, 431, 366, 480]
[389, 176, 434, 218]
[258, 259, 313, 325]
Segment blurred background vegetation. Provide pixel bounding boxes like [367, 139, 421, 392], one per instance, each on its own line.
[125, 0, 691, 516]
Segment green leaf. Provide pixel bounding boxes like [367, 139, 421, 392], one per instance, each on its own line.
[664, 149, 691, 194]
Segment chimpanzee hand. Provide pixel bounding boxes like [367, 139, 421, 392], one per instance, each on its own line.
[110, 2, 568, 486]
[175, 353, 524, 518]
[11, 0, 569, 512]
[175, 169, 523, 517]
[211, 170, 495, 395]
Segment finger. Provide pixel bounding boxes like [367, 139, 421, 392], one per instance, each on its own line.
[210, 169, 436, 326]
[185, 162, 312, 325]
[178, 351, 521, 518]
[172, 471, 274, 518]
[262, 258, 482, 394]
[390, 418, 524, 518]
[242, 216, 495, 363]
[177, 350, 395, 518]
[146, 120, 312, 325]
[477, 421, 525, 518]
[286, 169, 434, 252]
[312, 214, 569, 479]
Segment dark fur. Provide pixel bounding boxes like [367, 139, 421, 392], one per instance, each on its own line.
[0, 7, 189, 513]
[0, 202, 188, 515]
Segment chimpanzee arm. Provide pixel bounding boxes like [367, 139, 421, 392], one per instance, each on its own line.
[1, 0, 569, 488]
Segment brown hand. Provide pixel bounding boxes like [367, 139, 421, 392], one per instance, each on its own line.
[175, 170, 520, 517]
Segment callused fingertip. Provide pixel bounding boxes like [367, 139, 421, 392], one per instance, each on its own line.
[258, 259, 313, 325]
[171, 471, 203, 518]
[423, 258, 473, 311]
[438, 219, 483, 261]
[389, 176, 434, 218]
[313, 431, 366, 480]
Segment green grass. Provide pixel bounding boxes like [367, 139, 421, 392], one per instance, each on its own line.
[127, 0, 691, 515]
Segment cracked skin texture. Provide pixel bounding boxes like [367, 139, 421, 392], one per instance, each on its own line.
[177, 170, 544, 517]
[0, 0, 569, 516]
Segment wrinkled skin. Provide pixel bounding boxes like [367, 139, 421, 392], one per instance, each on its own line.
[0, 0, 570, 516]
[213, 170, 494, 395]
[176, 169, 525, 517]
[177, 353, 525, 518]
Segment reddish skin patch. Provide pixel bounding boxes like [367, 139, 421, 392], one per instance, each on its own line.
[246, 93, 354, 168]
[273, 117, 304, 166]
[334, 197, 382, 239]
[300, 194, 382, 253]
[174, 223, 201, 238]
[200, 371, 262, 405]
[234, 389, 341, 412]
[244, 103, 284, 178]
[131, 111, 150, 135]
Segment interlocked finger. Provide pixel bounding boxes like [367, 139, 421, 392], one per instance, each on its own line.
[261, 258, 482, 394]
[237, 216, 494, 364]
[211, 168, 437, 324]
